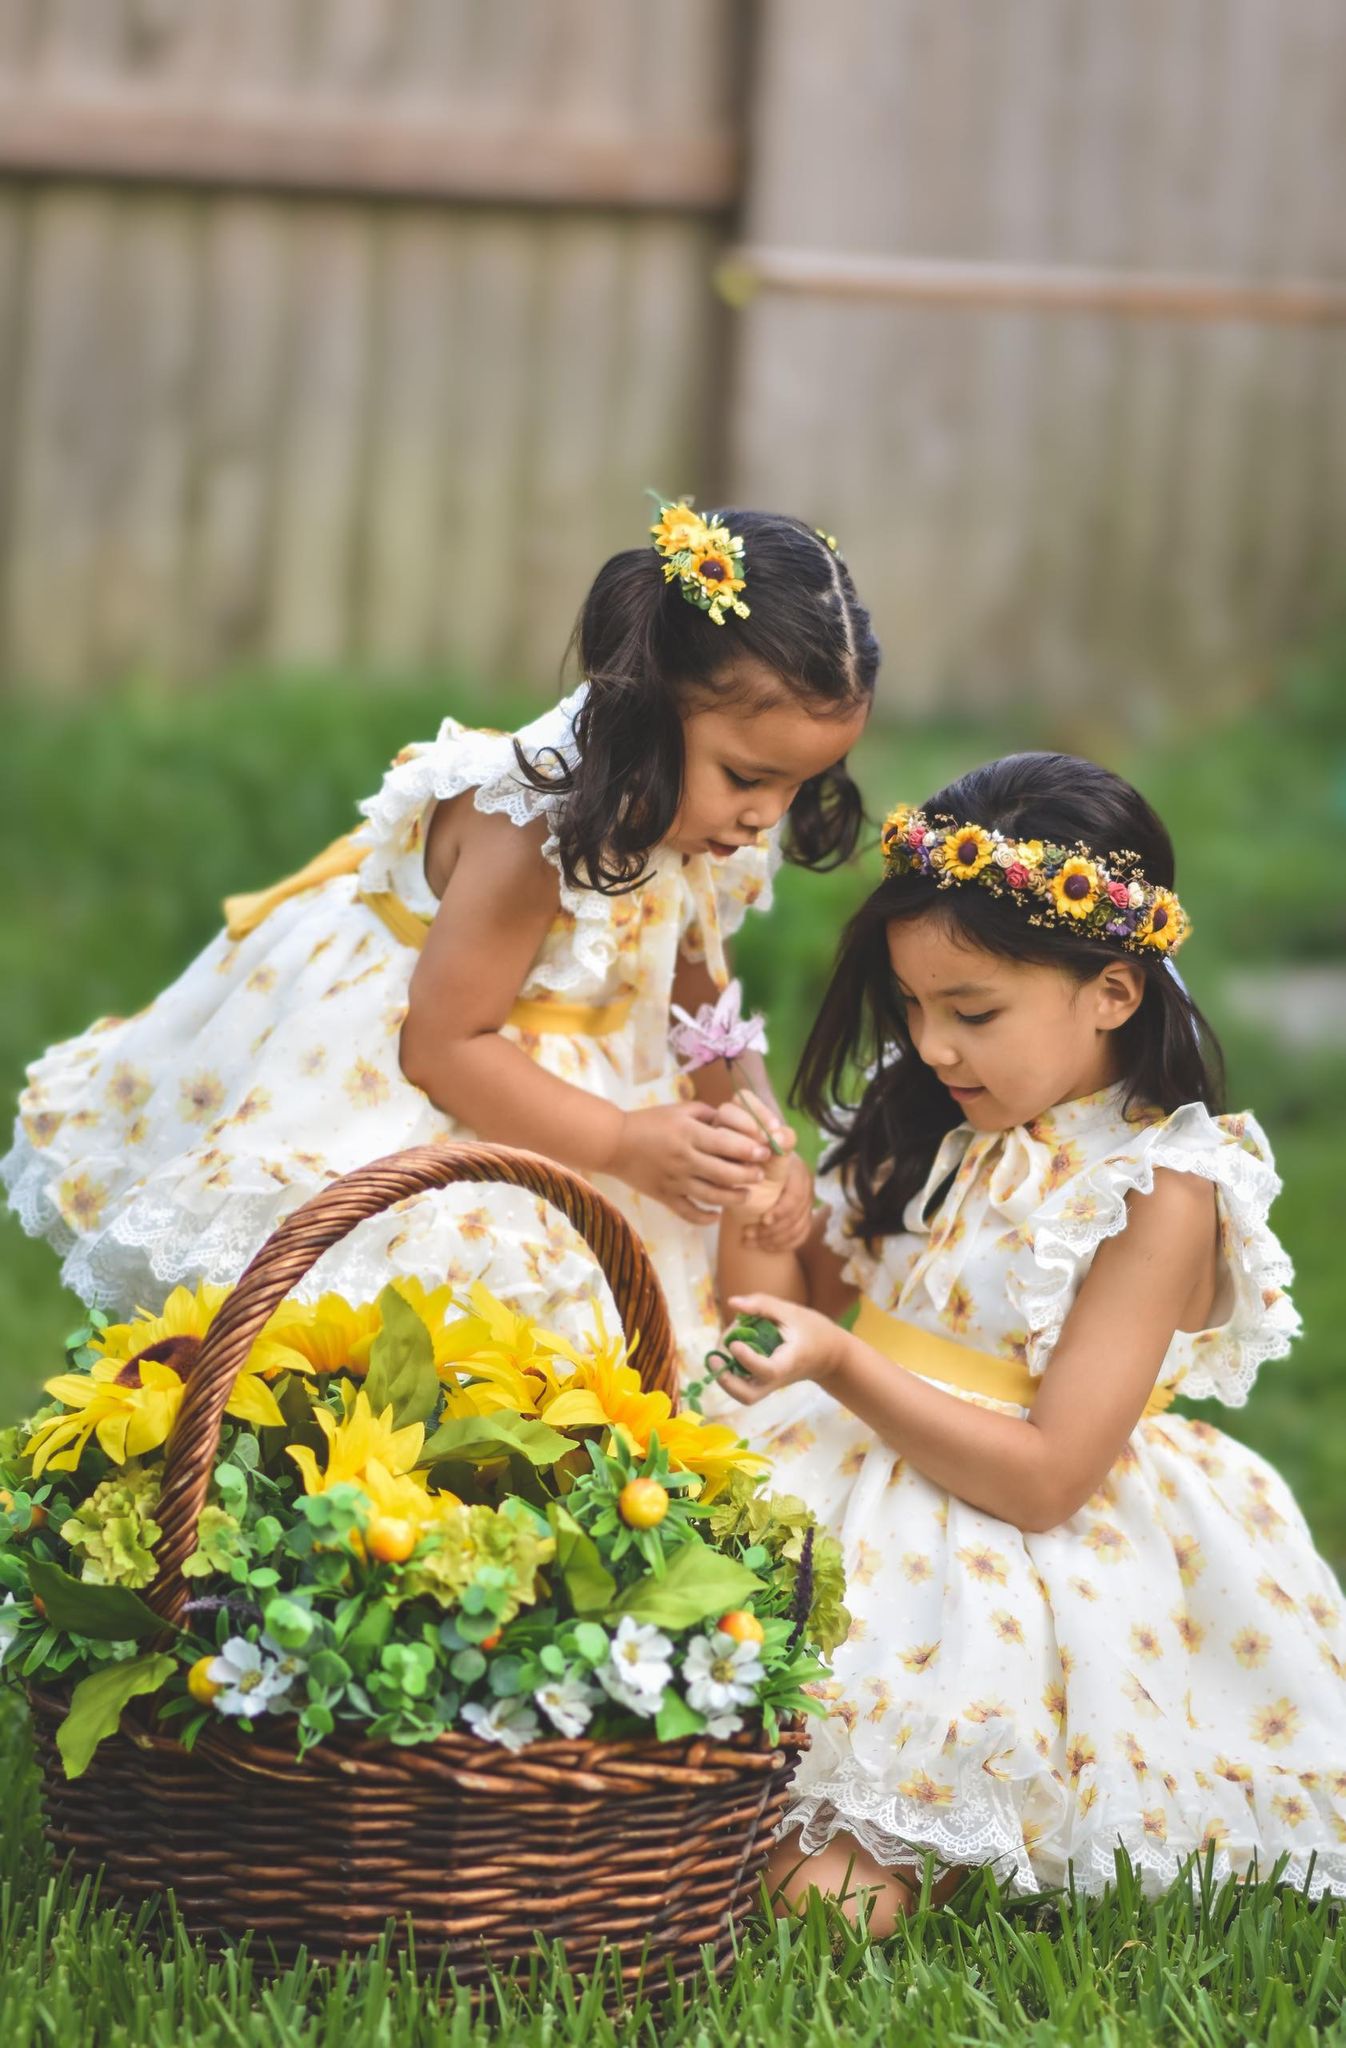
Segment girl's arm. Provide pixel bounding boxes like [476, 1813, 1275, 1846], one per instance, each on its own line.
[718, 1184, 857, 1323]
[398, 800, 769, 1223]
[725, 1168, 1218, 1534]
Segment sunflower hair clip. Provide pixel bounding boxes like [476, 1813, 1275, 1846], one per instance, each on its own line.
[649, 496, 750, 626]
[880, 804, 1191, 956]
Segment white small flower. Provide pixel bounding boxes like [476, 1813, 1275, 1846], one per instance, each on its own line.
[683, 1630, 765, 1716]
[603, 1616, 674, 1700]
[702, 1709, 745, 1739]
[534, 1671, 597, 1739]
[207, 1636, 293, 1718]
[1127, 880, 1145, 908]
[992, 842, 1015, 868]
[597, 1667, 662, 1718]
[0, 1593, 21, 1666]
[462, 1696, 541, 1752]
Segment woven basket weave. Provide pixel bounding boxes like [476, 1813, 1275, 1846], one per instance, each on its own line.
[29, 1143, 806, 1987]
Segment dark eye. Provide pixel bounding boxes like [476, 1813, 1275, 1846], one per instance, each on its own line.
[725, 768, 761, 790]
[956, 1010, 997, 1027]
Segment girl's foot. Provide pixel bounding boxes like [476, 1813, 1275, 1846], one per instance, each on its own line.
[764, 1828, 961, 1938]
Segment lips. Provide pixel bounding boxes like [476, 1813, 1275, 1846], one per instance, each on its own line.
[946, 1083, 985, 1100]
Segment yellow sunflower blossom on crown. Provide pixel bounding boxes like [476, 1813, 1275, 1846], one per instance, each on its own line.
[1137, 887, 1186, 951]
[1051, 856, 1103, 919]
[934, 824, 996, 880]
[650, 499, 712, 557]
[649, 496, 750, 626]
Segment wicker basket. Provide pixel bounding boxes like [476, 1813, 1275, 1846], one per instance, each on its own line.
[29, 1143, 806, 1988]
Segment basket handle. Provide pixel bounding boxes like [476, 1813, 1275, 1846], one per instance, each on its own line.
[149, 1142, 677, 1627]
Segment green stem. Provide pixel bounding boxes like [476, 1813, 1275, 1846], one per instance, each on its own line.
[726, 1063, 784, 1155]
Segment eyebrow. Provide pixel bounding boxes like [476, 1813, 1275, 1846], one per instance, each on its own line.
[895, 980, 998, 999]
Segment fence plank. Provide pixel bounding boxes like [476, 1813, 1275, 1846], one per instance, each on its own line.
[186, 197, 292, 672]
[1, 188, 115, 687]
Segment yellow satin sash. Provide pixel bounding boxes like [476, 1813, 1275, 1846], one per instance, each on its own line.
[222, 834, 634, 1039]
[853, 1295, 1177, 1418]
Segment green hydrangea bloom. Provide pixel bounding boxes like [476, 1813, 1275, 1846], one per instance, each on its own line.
[61, 1462, 163, 1588]
[182, 1504, 245, 1579]
[708, 1476, 851, 1656]
[397, 1503, 553, 1623]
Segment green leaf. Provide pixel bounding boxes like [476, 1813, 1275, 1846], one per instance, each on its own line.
[307, 1649, 351, 1689]
[449, 1647, 487, 1685]
[611, 1539, 761, 1632]
[57, 1653, 176, 1779]
[26, 1560, 164, 1642]
[546, 1503, 616, 1618]
[364, 1287, 439, 1429]
[655, 1688, 706, 1742]
[418, 1414, 573, 1471]
[573, 1621, 609, 1665]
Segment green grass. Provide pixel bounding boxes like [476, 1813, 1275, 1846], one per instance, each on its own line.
[1, 1695, 1344, 2047]
[0, 657, 1344, 2041]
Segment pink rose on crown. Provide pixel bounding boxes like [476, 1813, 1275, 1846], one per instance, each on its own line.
[1006, 862, 1030, 889]
[1107, 880, 1130, 908]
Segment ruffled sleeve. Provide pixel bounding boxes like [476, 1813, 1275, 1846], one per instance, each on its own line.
[816, 1155, 881, 1295]
[1011, 1102, 1299, 1406]
[354, 687, 623, 996]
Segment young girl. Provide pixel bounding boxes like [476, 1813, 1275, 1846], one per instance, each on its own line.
[715, 751, 1345, 1927]
[3, 505, 876, 1374]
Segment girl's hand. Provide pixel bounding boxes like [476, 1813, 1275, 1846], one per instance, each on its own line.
[720, 1291, 846, 1403]
[612, 1103, 768, 1224]
[743, 1152, 815, 1252]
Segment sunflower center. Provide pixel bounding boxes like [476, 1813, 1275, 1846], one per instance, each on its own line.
[1063, 873, 1091, 899]
[698, 558, 728, 583]
[1151, 905, 1169, 929]
[114, 1333, 203, 1387]
[956, 837, 981, 866]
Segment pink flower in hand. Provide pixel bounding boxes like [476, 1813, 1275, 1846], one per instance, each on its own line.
[669, 979, 768, 1072]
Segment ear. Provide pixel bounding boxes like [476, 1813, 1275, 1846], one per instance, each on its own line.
[1090, 959, 1146, 1033]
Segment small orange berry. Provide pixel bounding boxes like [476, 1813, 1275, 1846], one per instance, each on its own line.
[28, 1502, 48, 1529]
[366, 1515, 418, 1564]
[32, 1594, 46, 1619]
[480, 1631, 502, 1650]
[187, 1656, 224, 1704]
[718, 1610, 765, 1646]
[619, 1478, 669, 1529]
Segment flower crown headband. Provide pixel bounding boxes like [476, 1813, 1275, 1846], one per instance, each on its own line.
[880, 805, 1191, 956]
[648, 496, 843, 628]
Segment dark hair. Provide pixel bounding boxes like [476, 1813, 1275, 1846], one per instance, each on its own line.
[515, 509, 879, 891]
[795, 752, 1225, 1243]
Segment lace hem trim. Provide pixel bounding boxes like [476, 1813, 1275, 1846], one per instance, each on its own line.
[1012, 1103, 1300, 1406]
[784, 1758, 1346, 1900]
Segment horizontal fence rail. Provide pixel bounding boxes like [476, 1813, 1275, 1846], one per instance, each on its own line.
[718, 245, 1346, 327]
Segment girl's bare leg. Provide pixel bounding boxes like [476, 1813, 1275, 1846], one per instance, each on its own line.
[765, 1828, 962, 1939]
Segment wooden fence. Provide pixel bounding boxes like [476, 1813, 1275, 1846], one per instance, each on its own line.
[0, 0, 1342, 714]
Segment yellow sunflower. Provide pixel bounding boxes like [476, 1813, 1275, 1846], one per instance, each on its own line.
[27, 1282, 290, 1474]
[286, 1385, 426, 1498]
[935, 824, 996, 878]
[249, 1293, 383, 1379]
[1137, 888, 1187, 951]
[1051, 856, 1102, 918]
[650, 500, 711, 558]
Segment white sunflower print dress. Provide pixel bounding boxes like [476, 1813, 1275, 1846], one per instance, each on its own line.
[753, 1083, 1346, 1896]
[2, 686, 778, 1376]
